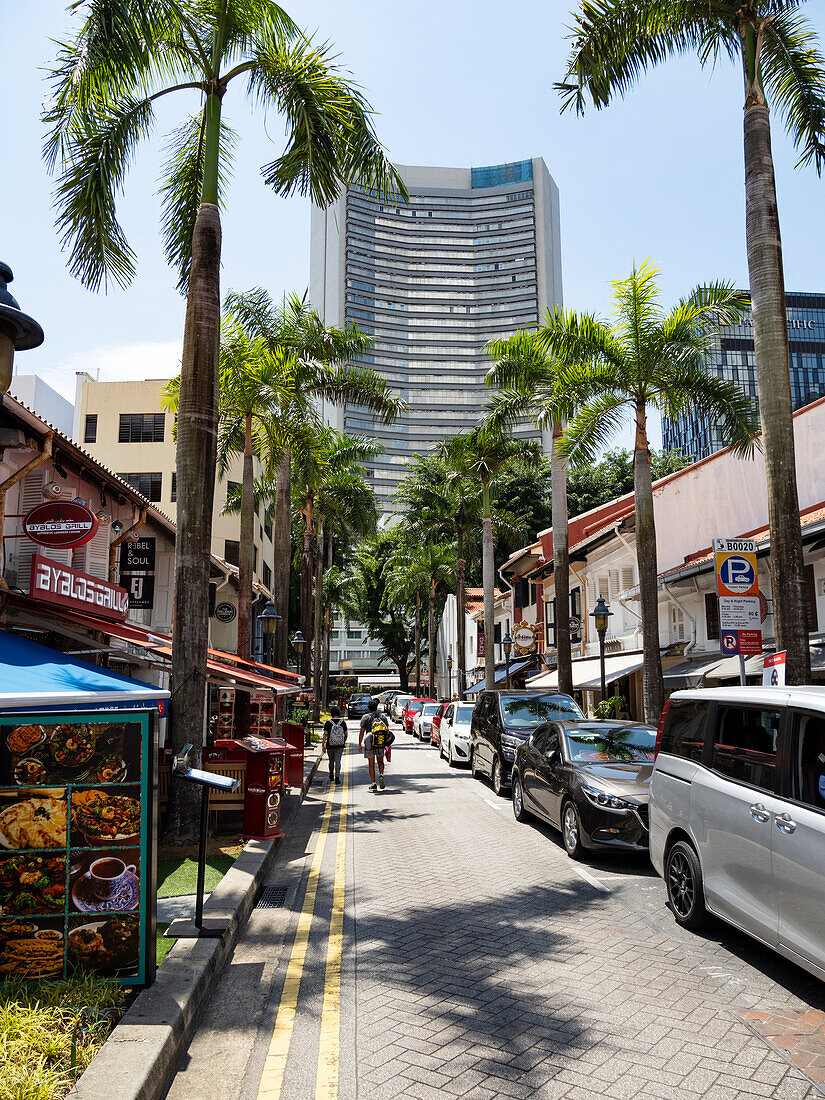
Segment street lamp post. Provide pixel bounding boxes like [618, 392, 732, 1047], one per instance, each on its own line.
[256, 601, 281, 666]
[590, 596, 613, 703]
[503, 630, 513, 690]
[292, 630, 306, 676]
[0, 263, 44, 394]
[446, 651, 453, 698]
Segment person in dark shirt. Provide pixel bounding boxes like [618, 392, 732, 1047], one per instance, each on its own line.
[322, 706, 348, 784]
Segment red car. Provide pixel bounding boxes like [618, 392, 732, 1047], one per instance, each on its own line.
[430, 702, 448, 746]
[403, 697, 436, 734]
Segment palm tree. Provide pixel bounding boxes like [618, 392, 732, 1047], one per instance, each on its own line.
[291, 428, 383, 698]
[540, 263, 759, 723]
[45, 3, 403, 841]
[485, 332, 580, 699]
[446, 427, 540, 690]
[557, 1, 825, 684]
[385, 543, 456, 697]
[224, 289, 405, 667]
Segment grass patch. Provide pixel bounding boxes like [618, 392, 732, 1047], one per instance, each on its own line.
[157, 854, 237, 899]
[0, 975, 125, 1100]
[156, 932, 176, 967]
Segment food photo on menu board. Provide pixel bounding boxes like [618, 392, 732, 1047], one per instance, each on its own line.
[0, 715, 147, 983]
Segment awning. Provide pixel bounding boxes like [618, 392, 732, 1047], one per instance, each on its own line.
[8, 597, 301, 695]
[663, 655, 729, 688]
[465, 658, 533, 695]
[357, 674, 401, 687]
[527, 651, 644, 691]
[0, 630, 169, 711]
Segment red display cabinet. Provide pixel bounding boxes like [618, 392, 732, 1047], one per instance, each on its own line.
[234, 737, 292, 840]
[279, 722, 305, 788]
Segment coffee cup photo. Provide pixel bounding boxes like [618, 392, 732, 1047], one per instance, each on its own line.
[88, 856, 137, 901]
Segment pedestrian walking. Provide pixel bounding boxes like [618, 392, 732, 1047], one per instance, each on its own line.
[359, 699, 394, 792]
[322, 705, 348, 784]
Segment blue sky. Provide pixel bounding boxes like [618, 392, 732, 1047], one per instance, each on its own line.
[3, 1, 825, 449]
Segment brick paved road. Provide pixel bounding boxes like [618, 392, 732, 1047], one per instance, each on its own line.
[167, 724, 825, 1100]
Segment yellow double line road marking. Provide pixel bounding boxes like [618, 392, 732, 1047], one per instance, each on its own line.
[257, 749, 349, 1100]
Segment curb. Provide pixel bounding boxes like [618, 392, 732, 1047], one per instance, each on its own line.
[68, 742, 323, 1100]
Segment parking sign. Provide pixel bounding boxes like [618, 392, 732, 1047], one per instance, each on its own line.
[714, 538, 759, 597]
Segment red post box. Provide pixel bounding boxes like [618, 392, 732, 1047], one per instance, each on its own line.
[280, 721, 305, 788]
[230, 736, 292, 840]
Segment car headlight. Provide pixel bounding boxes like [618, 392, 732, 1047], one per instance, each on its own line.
[581, 784, 635, 813]
[501, 734, 521, 753]
[454, 730, 469, 739]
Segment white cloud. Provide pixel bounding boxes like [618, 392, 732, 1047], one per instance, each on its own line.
[30, 340, 183, 402]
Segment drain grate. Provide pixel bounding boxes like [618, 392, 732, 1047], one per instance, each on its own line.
[256, 886, 288, 909]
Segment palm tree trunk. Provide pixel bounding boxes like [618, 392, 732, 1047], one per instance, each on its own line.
[237, 413, 255, 658]
[482, 481, 496, 690]
[322, 534, 333, 711]
[300, 498, 313, 684]
[312, 520, 324, 722]
[634, 403, 664, 723]
[414, 592, 422, 695]
[428, 579, 436, 696]
[272, 448, 291, 668]
[167, 198, 221, 845]
[552, 419, 573, 697]
[457, 534, 466, 700]
[742, 92, 810, 683]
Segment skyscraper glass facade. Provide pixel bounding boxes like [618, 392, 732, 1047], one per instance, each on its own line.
[662, 292, 825, 460]
[324, 160, 560, 508]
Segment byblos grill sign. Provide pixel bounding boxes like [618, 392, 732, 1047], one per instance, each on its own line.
[30, 555, 129, 621]
[23, 500, 99, 549]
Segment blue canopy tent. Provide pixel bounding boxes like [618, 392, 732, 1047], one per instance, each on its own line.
[0, 629, 168, 712]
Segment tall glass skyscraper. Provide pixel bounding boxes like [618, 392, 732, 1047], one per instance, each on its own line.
[310, 158, 563, 510]
[663, 292, 825, 460]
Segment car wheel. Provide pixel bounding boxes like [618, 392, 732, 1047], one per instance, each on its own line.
[470, 750, 481, 780]
[512, 773, 528, 822]
[561, 801, 586, 860]
[492, 756, 506, 797]
[448, 743, 457, 768]
[666, 841, 710, 930]
[439, 738, 445, 760]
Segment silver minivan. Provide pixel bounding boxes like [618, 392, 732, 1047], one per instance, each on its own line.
[650, 685, 825, 981]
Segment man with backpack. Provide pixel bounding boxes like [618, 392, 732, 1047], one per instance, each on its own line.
[322, 705, 348, 784]
[359, 699, 394, 792]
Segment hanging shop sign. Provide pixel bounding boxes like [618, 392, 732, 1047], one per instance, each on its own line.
[476, 622, 485, 658]
[214, 602, 236, 624]
[513, 621, 538, 655]
[120, 538, 156, 573]
[120, 573, 155, 611]
[30, 555, 129, 621]
[23, 501, 99, 550]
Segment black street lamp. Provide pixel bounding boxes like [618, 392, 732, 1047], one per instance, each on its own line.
[446, 651, 453, 697]
[292, 630, 306, 677]
[503, 630, 513, 690]
[0, 263, 44, 394]
[590, 596, 613, 702]
[257, 601, 280, 666]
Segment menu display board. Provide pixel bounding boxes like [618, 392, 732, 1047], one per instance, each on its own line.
[0, 712, 152, 986]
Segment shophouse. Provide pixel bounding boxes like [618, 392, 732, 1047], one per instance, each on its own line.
[502, 396, 825, 717]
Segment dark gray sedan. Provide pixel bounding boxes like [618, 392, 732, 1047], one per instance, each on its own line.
[511, 720, 656, 860]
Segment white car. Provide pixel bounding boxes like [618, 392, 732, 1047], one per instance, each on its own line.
[439, 702, 476, 766]
[391, 694, 411, 722]
[413, 702, 441, 742]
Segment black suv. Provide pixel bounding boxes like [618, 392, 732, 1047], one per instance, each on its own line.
[347, 694, 373, 720]
[470, 690, 584, 796]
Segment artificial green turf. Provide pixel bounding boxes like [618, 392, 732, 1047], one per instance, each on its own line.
[156, 855, 237, 899]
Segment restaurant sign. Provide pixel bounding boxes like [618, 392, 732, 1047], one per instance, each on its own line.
[24, 501, 99, 549]
[30, 555, 129, 621]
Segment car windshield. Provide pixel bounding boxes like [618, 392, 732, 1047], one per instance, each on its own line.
[353, 696, 371, 703]
[422, 703, 440, 716]
[500, 695, 584, 728]
[456, 705, 475, 723]
[564, 725, 656, 764]
[408, 700, 425, 714]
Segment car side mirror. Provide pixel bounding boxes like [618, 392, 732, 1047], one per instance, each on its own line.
[546, 749, 560, 766]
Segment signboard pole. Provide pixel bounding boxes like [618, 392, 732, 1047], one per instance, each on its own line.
[738, 654, 747, 687]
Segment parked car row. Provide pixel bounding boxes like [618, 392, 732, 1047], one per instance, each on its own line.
[386, 681, 825, 984]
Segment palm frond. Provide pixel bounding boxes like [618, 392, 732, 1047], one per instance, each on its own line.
[558, 391, 628, 467]
[556, 0, 734, 114]
[159, 110, 237, 293]
[762, 7, 825, 174]
[52, 96, 154, 290]
[650, 361, 760, 456]
[251, 35, 406, 205]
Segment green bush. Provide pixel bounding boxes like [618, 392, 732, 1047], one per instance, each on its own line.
[0, 975, 125, 1100]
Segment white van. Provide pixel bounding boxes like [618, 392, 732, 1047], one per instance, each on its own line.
[650, 686, 825, 980]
